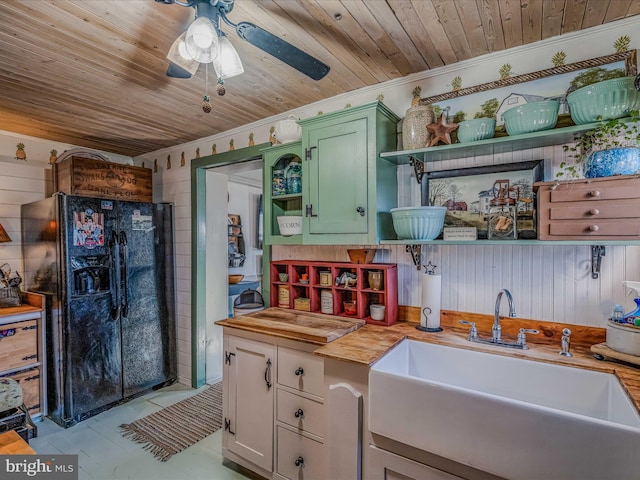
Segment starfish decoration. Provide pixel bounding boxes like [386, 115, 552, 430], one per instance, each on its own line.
[427, 113, 459, 146]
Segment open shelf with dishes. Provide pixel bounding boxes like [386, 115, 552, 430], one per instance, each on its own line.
[270, 260, 398, 326]
[380, 119, 607, 165]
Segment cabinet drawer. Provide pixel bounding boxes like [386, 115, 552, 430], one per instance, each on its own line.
[549, 200, 640, 220]
[1, 367, 40, 415]
[549, 183, 640, 203]
[548, 220, 640, 237]
[277, 389, 324, 438]
[276, 426, 324, 480]
[0, 320, 38, 371]
[277, 347, 324, 397]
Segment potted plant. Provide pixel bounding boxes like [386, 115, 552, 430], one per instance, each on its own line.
[559, 109, 640, 179]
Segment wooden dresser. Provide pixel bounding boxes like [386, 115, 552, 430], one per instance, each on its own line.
[0, 292, 46, 418]
[535, 175, 640, 240]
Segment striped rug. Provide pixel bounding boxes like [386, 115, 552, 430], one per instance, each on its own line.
[119, 382, 223, 462]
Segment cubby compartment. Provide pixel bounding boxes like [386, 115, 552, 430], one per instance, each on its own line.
[270, 260, 398, 325]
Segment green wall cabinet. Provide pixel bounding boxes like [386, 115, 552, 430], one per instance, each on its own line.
[264, 101, 399, 246]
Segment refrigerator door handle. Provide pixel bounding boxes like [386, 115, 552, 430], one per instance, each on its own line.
[119, 230, 129, 318]
[109, 230, 120, 319]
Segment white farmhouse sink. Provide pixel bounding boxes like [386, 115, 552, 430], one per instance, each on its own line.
[369, 339, 640, 480]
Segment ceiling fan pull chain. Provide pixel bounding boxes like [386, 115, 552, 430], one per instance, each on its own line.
[202, 63, 212, 113]
[217, 77, 226, 96]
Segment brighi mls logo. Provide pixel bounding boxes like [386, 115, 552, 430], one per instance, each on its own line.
[1, 455, 77, 480]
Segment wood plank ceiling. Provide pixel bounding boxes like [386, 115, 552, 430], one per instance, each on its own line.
[0, 0, 638, 157]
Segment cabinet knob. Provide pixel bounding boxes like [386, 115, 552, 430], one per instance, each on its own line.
[356, 206, 365, 216]
[294, 408, 304, 418]
[589, 190, 601, 197]
[295, 456, 305, 467]
[589, 225, 599, 232]
[589, 208, 600, 216]
[295, 367, 304, 376]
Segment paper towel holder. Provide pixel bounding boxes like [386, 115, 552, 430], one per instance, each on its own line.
[416, 307, 443, 333]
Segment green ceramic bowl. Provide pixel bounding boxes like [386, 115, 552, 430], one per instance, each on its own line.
[457, 118, 496, 143]
[503, 101, 559, 136]
[567, 76, 640, 125]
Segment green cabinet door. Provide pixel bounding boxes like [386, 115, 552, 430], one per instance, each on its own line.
[306, 118, 368, 235]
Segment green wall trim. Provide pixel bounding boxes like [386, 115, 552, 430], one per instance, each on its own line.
[190, 143, 270, 388]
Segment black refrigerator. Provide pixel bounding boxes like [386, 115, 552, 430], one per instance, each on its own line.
[21, 194, 177, 427]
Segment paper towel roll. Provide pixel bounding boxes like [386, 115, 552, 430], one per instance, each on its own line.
[421, 274, 441, 330]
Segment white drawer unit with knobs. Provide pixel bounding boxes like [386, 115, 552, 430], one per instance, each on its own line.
[275, 346, 325, 480]
[221, 329, 326, 480]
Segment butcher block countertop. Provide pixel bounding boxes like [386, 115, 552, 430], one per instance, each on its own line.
[215, 307, 365, 344]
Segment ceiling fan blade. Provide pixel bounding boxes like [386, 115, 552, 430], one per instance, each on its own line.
[235, 22, 329, 81]
[166, 62, 194, 78]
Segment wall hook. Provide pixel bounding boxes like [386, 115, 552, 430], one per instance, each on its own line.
[405, 244, 422, 270]
[591, 245, 605, 279]
[409, 156, 425, 184]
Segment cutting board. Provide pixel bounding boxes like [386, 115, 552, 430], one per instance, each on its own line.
[217, 307, 365, 344]
[591, 342, 640, 368]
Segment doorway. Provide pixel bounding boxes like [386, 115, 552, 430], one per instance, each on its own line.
[190, 144, 269, 388]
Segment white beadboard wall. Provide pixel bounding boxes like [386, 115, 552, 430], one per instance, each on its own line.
[152, 165, 192, 385]
[0, 157, 50, 272]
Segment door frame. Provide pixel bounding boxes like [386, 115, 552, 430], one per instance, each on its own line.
[190, 143, 270, 388]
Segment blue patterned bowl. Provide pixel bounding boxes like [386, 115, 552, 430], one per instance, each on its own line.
[503, 101, 559, 136]
[583, 147, 640, 178]
[457, 118, 496, 143]
[567, 77, 640, 125]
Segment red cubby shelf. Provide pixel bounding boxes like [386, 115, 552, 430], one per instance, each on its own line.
[270, 260, 398, 326]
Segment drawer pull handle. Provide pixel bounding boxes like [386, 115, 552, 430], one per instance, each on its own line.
[589, 225, 599, 232]
[589, 209, 600, 216]
[589, 190, 601, 197]
[295, 456, 304, 467]
[294, 408, 304, 418]
[265, 359, 272, 389]
[294, 367, 304, 376]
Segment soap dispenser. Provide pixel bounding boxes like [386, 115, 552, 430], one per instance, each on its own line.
[622, 281, 640, 325]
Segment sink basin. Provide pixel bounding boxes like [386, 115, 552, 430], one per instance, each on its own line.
[369, 339, 640, 480]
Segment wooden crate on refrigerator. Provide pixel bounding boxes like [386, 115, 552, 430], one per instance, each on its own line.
[54, 156, 152, 202]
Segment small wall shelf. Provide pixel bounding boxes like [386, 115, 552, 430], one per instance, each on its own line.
[270, 260, 398, 326]
[380, 119, 609, 165]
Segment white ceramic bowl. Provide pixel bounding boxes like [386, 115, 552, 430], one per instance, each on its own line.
[274, 115, 302, 144]
[390, 206, 447, 240]
[607, 320, 640, 355]
[276, 215, 302, 236]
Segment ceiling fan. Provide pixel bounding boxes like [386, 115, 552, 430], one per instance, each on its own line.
[156, 0, 330, 81]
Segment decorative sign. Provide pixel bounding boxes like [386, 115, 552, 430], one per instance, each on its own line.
[73, 209, 104, 249]
[443, 227, 477, 241]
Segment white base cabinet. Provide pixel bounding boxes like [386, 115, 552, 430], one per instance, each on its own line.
[224, 335, 275, 473]
[369, 446, 463, 480]
[222, 330, 326, 480]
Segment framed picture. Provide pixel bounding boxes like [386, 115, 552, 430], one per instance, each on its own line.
[424, 160, 544, 239]
[420, 51, 637, 130]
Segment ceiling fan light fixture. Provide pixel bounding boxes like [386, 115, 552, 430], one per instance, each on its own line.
[166, 31, 199, 75]
[185, 16, 219, 63]
[213, 34, 244, 79]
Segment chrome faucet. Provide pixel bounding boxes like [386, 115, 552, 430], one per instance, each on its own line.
[458, 289, 535, 350]
[493, 289, 517, 342]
